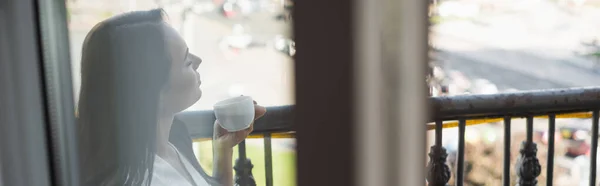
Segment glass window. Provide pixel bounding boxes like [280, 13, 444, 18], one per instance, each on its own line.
[66, 0, 295, 185]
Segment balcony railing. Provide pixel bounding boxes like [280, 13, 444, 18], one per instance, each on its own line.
[428, 87, 600, 186]
[173, 87, 600, 186]
[176, 105, 295, 186]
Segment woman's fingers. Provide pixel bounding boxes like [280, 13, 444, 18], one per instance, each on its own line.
[253, 100, 266, 119]
[231, 125, 253, 144]
[236, 124, 254, 142]
[254, 104, 266, 119]
[245, 123, 254, 135]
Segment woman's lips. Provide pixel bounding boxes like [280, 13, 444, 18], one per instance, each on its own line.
[196, 73, 201, 85]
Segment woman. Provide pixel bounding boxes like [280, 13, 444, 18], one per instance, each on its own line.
[76, 9, 266, 186]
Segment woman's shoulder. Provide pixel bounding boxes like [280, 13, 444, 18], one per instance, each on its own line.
[169, 119, 220, 186]
[151, 155, 192, 186]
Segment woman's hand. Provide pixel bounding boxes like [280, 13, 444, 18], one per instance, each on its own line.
[211, 101, 265, 185]
[213, 101, 267, 150]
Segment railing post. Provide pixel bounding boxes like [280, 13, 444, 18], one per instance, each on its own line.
[264, 134, 274, 186]
[516, 116, 541, 186]
[234, 140, 256, 186]
[503, 117, 511, 186]
[547, 114, 556, 186]
[426, 120, 450, 186]
[456, 119, 466, 186]
[590, 110, 599, 186]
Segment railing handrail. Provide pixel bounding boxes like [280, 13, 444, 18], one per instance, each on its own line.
[430, 87, 600, 121]
[176, 105, 295, 139]
[426, 88, 600, 185]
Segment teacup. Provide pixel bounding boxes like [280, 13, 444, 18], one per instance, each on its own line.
[213, 96, 255, 132]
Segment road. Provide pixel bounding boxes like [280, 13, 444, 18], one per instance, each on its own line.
[434, 48, 567, 91]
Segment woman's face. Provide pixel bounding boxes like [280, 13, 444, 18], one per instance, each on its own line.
[161, 23, 203, 113]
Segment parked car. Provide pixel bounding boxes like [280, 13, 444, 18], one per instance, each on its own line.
[555, 119, 597, 159]
[220, 0, 239, 18]
[219, 0, 262, 18]
[273, 35, 295, 57]
[219, 24, 254, 50]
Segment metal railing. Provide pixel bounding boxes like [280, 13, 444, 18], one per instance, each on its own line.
[176, 105, 295, 186]
[174, 87, 600, 186]
[427, 87, 600, 186]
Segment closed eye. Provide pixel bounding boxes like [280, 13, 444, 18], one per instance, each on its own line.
[184, 48, 191, 66]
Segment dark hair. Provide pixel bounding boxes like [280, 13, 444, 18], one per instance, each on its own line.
[77, 9, 170, 185]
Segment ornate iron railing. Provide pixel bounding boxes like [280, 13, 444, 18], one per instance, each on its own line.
[427, 87, 600, 186]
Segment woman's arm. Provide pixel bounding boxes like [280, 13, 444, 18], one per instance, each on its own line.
[212, 141, 234, 186]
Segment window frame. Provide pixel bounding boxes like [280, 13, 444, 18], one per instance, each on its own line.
[0, 0, 56, 185]
[35, 0, 80, 185]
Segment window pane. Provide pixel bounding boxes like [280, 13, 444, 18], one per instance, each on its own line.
[66, 0, 295, 185]
[68, 0, 295, 109]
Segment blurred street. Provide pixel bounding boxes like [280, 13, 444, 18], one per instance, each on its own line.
[431, 0, 600, 91]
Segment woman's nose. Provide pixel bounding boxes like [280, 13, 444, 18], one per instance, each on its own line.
[191, 54, 202, 69]
[192, 54, 202, 65]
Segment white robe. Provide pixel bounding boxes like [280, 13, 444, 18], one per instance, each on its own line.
[149, 153, 210, 186]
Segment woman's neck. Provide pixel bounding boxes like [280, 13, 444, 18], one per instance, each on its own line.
[156, 114, 175, 157]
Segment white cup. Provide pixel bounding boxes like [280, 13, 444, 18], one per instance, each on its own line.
[213, 96, 255, 132]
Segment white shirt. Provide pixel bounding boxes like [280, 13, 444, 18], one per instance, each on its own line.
[149, 153, 210, 186]
[92, 147, 210, 186]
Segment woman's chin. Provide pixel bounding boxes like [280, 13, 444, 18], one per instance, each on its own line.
[194, 90, 202, 102]
[175, 89, 202, 112]
[189, 89, 202, 105]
